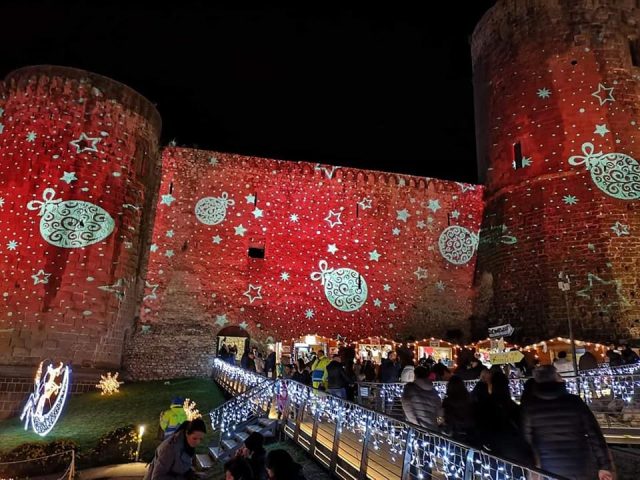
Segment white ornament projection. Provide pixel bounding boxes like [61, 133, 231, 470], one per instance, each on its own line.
[195, 192, 235, 225]
[438, 225, 479, 265]
[569, 142, 640, 200]
[20, 361, 71, 436]
[310, 260, 367, 312]
[27, 188, 115, 248]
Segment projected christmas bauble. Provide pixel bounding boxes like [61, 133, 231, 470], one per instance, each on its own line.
[311, 260, 367, 312]
[569, 142, 640, 200]
[438, 225, 479, 265]
[195, 192, 235, 225]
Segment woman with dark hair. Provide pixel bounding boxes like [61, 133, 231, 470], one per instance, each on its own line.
[265, 449, 305, 480]
[292, 358, 311, 386]
[224, 457, 254, 480]
[144, 418, 207, 480]
[237, 432, 267, 480]
[442, 375, 476, 445]
[476, 371, 533, 465]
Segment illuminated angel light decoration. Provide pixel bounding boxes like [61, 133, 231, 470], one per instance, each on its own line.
[20, 361, 71, 436]
[310, 260, 367, 312]
[96, 372, 124, 395]
[27, 188, 115, 248]
[183, 398, 202, 420]
[438, 225, 479, 265]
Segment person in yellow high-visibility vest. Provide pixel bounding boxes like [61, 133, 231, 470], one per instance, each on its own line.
[310, 350, 331, 390]
[159, 397, 188, 438]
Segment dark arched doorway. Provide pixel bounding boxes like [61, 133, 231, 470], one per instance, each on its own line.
[216, 325, 250, 364]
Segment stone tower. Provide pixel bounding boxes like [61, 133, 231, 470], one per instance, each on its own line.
[472, 0, 640, 342]
[0, 66, 162, 368]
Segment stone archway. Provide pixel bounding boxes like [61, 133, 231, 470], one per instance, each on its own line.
[216, 326, 250, 362]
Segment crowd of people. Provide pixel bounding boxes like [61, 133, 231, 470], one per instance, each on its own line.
[399, 363, 615, 480]
[211, 343, 639, 479]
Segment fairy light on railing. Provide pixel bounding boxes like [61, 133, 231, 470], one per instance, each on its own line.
[211, 359, 561, 480]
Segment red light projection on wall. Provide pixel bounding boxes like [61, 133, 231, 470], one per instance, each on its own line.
[141, 149, 484, 341]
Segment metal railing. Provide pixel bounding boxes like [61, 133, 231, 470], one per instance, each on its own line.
[211, 359, 564, 480]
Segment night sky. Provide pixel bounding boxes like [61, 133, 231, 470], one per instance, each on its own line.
[1, 2, 494, 183]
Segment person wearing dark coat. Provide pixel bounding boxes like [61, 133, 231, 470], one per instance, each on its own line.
[241, 351, 250, 369]
[238, 432, 266, 480]
[265, 351, 276, 378]
[578, 351, 598, 371]
[523, 365, 614, 480]
[442, 375, 476, 445]
[379, 352, 401, 383]
[401, 366, 442, 429]
[470, 368, 490, 403]
[247, 352, 257, 372]
[325, 355, 350, 399]
[224, 457, 254, 480]
[292, 358, 311, 386]
[266, 449, 306, 480]
[621, 345, 639, 365]
[606, 348, 623, 367]
[144, 419, 207, 480]
[475, 371, 533, 466]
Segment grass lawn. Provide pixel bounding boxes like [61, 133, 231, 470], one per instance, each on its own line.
[0, 377, 225, 462]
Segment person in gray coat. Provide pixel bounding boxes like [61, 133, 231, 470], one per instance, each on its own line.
[144, 418, 207, 480]
[401, 366, 442, 429]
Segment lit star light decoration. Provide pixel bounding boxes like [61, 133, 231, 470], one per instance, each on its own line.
[141, 150, 484, 340]
[20, 361, 71, 436]
[183, 398, 202, 421]
[95, 372, 124, 395]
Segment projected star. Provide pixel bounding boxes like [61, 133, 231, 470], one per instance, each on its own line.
[305, 309, 315, 319]
[611, 221, 630, 236]
[31, 269, 51, 285]
[455, 182, 476, 193]
[592, 83, 615, 105]
[383, 284, 391, 292]
[60, 171, 77, 184]
[0, 197, 4, 207]
[537, 87, 551, 99]
[450, 210, 460, 219]
[417, 220, 426, 229]
[166, 230, 175, 238]
[392, 228, 401, 236]
[215, 314, 228, 327]
[414, 267, 428, 280]
[577, 273, 630, 310]
[327, 244, 338, 254]
[325, 210, 342, 228]
[435, 281, 446, 291]
[212, 235, 222, 244]
[388, 303, 397, 311]
[357, 197, 372, 210]
[26, 131, 37, 142]
[252, 208, 263, 218]
[245, 194, 256, 204]
[161, 194, 176, 206]
[289, 214, 299, 223]
[373, 298, 382, 307]
[165, 250, 175, 258]
[143, 282, 158, 300]
[243, 284, 262, 303]
[396, 209, 410, 222]
[427, 199, 441, 213]
[209, 156, 219, 166]
[594, 124, 610, 137]
[239, 321, 249, 330]
[369, 250, 381, 262]
[69, 132, 101, 153]
[0, 124, 4, 134]
[563, 195, 578, 205]
[234, 224, 247, 236]
[280, 272, 290, 281]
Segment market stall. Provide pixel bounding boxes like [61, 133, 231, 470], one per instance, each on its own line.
[355, 336, 397, 364]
